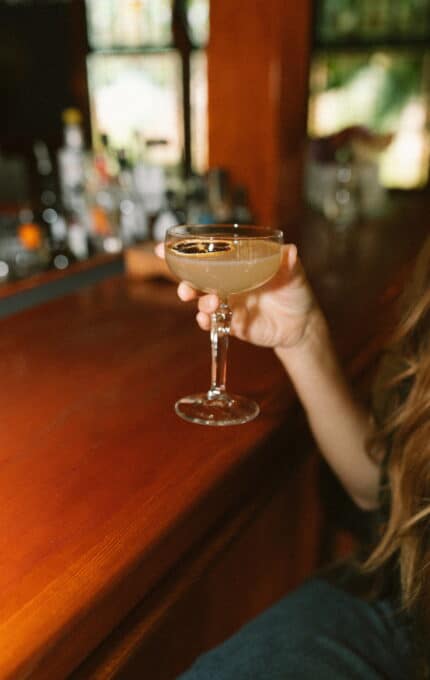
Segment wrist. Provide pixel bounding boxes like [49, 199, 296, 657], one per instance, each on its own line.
[274, 307, 330, 368]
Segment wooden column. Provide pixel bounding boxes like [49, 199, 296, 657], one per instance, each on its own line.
[208, 0, 312, 237]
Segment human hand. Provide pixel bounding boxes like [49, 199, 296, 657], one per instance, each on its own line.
[155, 243, 318, 351]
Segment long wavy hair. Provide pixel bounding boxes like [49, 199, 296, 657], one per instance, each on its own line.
[364, 237, 430, 675]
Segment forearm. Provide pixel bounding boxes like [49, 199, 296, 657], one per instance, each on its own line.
[275, 310, 381, 510]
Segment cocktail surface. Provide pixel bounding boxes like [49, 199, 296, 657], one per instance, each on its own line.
[165, 238, 282, 296]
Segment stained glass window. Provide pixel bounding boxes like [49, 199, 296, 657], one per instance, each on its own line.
[87, 52, 183, 166]
[308, 51, 430, 189]
[85, 0, 209, 173]
[190, 50, 208, 172]
[309, 51, 430, 188]
[316, 0, 430, 44]
[186, 0, 210, 47]
[85, 0, 173, 50]
[311, 0, 430, 190]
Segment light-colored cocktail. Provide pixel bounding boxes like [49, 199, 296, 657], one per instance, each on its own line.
[165, 225, 284, 426]
[165, 238, 282, 297]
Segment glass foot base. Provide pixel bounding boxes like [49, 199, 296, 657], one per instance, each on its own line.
[175, 392, 260, 426]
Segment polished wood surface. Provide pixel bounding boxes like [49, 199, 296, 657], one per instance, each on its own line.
[0, 254, 120, 301]
[0, 278, 292, 680]
[0, 198, 429, 679]
[208, 1, 312, 233]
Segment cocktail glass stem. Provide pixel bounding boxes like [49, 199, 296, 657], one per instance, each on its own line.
[208, 299, 232, 400]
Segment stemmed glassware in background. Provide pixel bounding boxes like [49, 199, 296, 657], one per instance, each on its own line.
[165, 224, 283, 426]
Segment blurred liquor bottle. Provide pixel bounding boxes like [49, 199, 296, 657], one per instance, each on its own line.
[94, 133, 119, 185]
[323, 147, 361, 228]
[34, 139, 88, 267]
[57, 110, 91, 261]
[207, 167, 234, 222]
[117, 149, 148, 245]
[132, 138, 168, 239]
[85, 133, 122, 255]
[14, 210, 50, 279]
[185, 176, 215, 224]
[0, 210, 47, 283]
[33, 140, 58, 217]
[57, 109, 86, 212]
[152, 188, 187, 242]
[231, 186, 253, 224]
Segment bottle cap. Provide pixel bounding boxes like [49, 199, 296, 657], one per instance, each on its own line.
[62, 108, 82, 126]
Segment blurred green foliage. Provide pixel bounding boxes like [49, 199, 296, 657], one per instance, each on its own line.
[321, 53, 423, 131]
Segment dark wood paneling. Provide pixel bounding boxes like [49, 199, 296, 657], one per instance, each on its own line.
[0, 0, 89, 153]
[208, 1, 312, 234]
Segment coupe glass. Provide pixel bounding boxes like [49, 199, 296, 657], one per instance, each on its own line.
[165, 224, 284, 426]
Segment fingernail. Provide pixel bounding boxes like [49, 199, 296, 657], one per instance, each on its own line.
[288, 245, 297, 269]
[178, 282, 189, 298]
[208, 294, 218, 310]
[154, 243, 164, 258]
[196, 312, 208, 327]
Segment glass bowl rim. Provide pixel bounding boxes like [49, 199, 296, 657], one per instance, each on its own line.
[166, 224, 284, 241]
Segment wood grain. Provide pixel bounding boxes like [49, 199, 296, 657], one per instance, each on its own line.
[208, 1, 312, 234]
[0, 277, 291, 679]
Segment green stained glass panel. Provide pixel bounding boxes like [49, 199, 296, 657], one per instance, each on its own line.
[190, 50, 208, 172]
[315, 0, 430, 43]
[308, 51, 430, 188]
[85, 0, 173, 49]
[87, 51, 183, 166]
[186, 0, 210, 47]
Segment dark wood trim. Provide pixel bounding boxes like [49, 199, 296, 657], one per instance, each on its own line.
[207, 1, 313, 233]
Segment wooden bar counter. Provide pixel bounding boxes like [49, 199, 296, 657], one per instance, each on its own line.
[0, 198, 429, 680]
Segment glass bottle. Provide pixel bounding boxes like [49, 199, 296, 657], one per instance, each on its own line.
[207, 168, 234, 223]
[117, 149, 148, 245]
[14, 209, 51, 278]
[323, 148, 361, 229]
[57, 108, 86, 212]
[231, 186, 253, 224]
[152, 190, 185, 242]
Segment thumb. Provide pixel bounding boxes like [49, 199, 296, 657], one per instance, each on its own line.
[277, 244, 299, 280]
[287, 243, 298, 271]
[154, 242, 165, 259]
